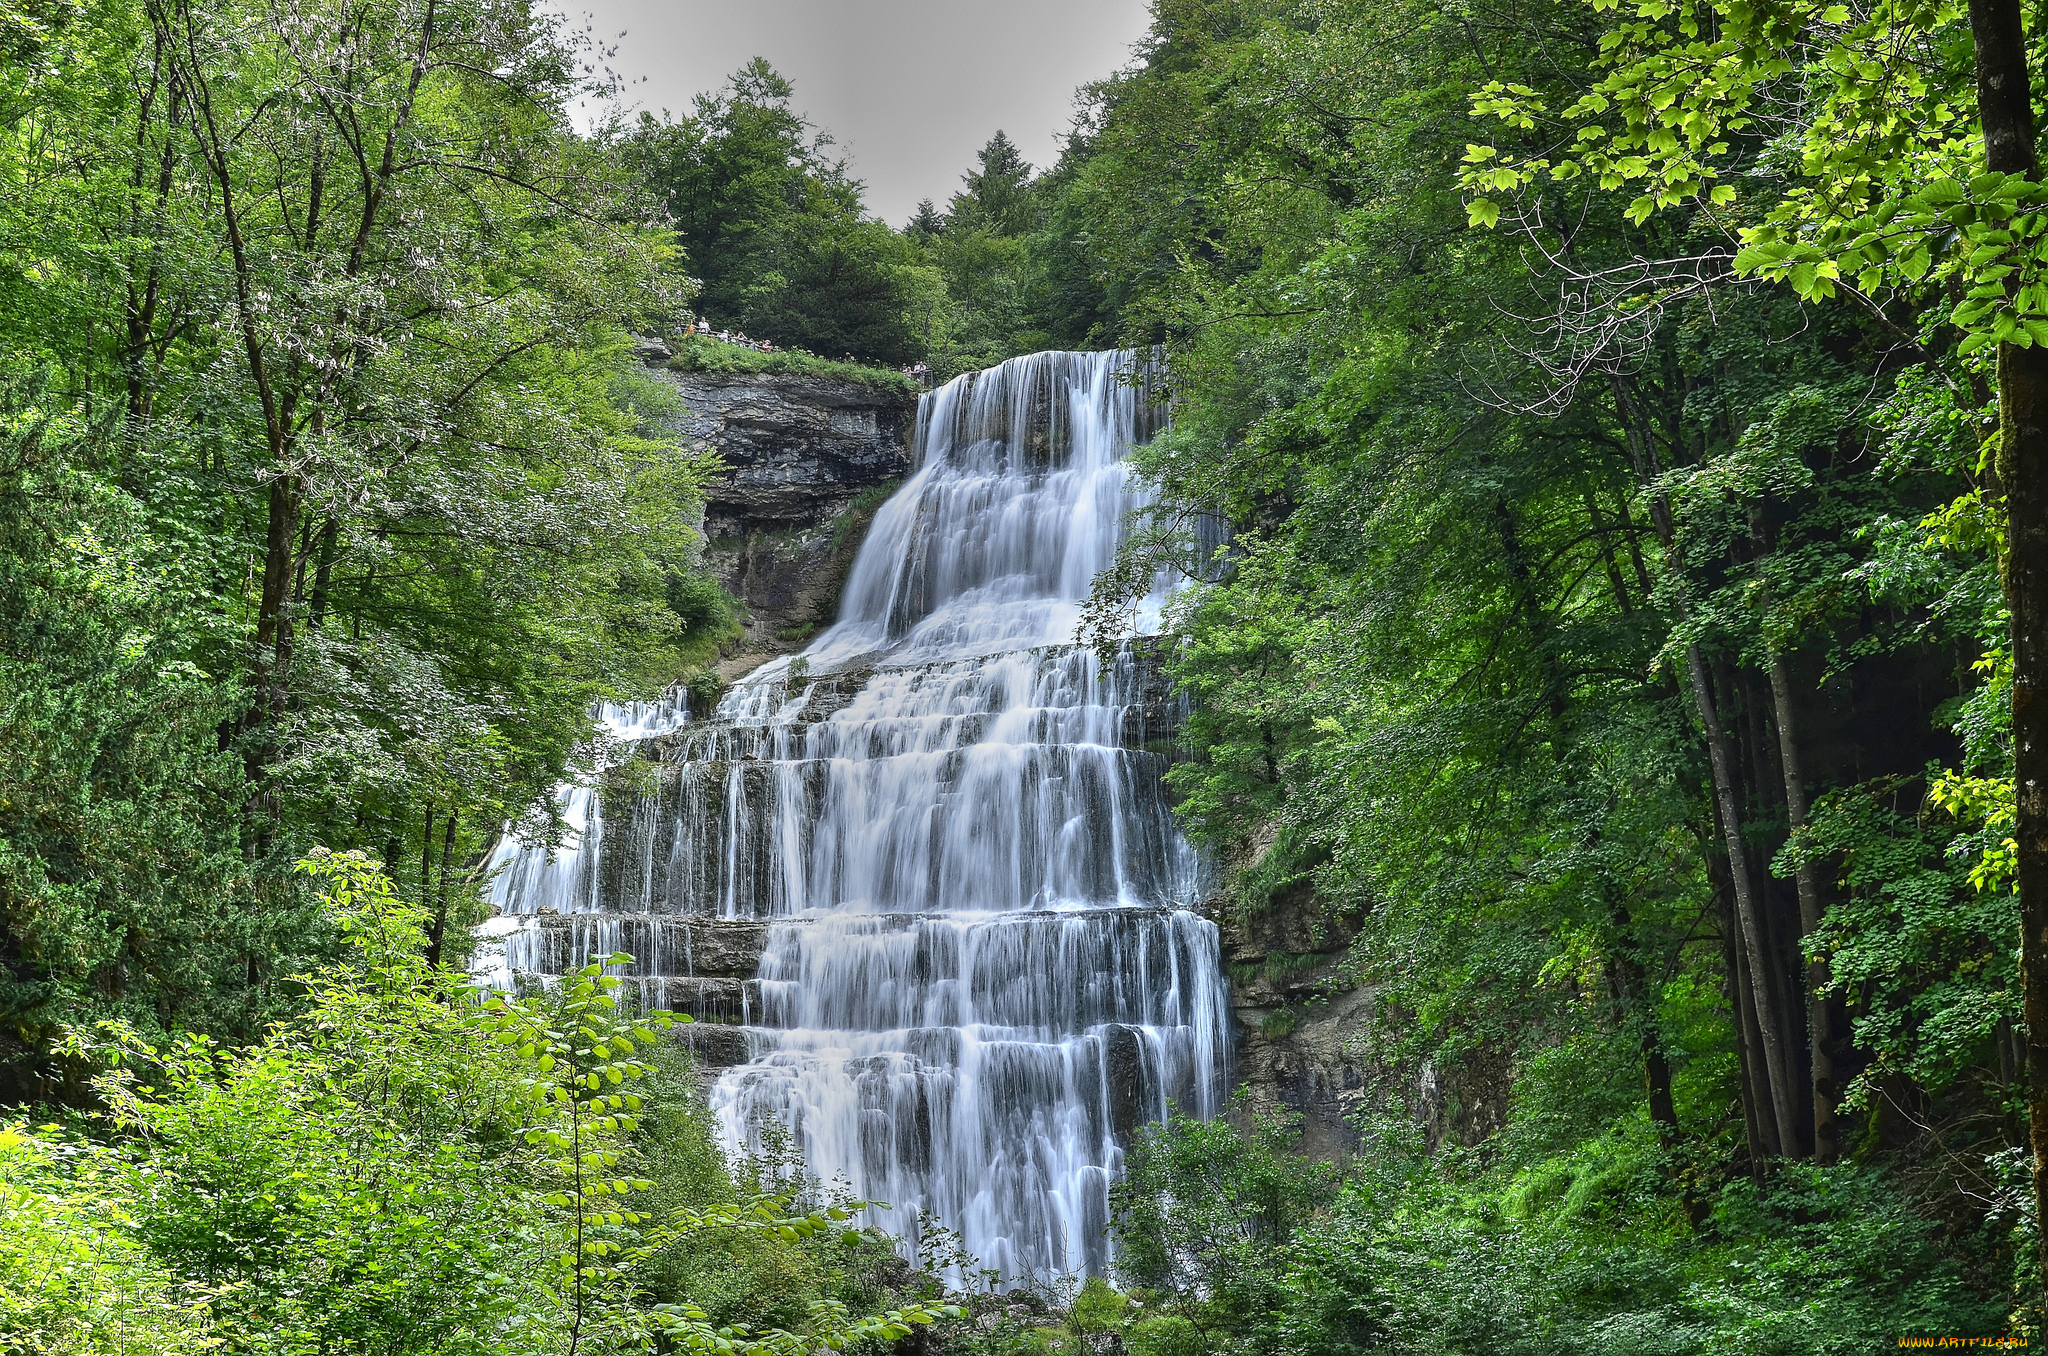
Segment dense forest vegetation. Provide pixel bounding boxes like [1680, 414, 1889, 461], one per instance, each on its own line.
[6, 0, 2048, 1348]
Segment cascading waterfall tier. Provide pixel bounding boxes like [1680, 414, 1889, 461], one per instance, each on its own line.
[479, 350, 1231, 1282]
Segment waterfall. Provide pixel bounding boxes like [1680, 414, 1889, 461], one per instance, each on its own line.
[470, 692, 695, 991]
[480, 350, 1232, 1283]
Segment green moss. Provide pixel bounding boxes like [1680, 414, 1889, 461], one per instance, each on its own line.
[664, 571, 745, 674]
[665, 335, 917, 394]
[687, 669, 727, 712]
[1262, 950, 1326, 978]
[829, 479, 902, 553]
[1226, 821, 1333, 922]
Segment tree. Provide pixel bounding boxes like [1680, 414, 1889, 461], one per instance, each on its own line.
[1039, 0, 2019, 1340]
[137, 0, 672, 800]
[1462, 0, 2048, 1311]
[910, 131, 1055, 373]
[619, 60, 927, 362]
[39, 847, 960, 1355]
[0, 0, 722, 1086]
[947, 129, 1039, 236]
[906, 198, 945, 240]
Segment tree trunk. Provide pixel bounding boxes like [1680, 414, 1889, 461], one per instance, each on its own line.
[1688, 644, 1804, 1155]
[308, 518, 339, 631]
[1766, 652, 1843, 1163]
[2005, 310, 2048, 1332]
[123, 45, 178, 434]
[1702, 803, 1771, 1164]
[1968, 0, 2048, 1321]
[427, 810, 457, 970]
[1608, 372, 1803, 1153]
[245, 472, 299, 794]
[1725, 884, 1778, 1163]
[1733, 661, 1813, 1156]
[1583, 487, 1636, 614]
[1606, 906, 1680, 1141]
[421, 803, 436, 906]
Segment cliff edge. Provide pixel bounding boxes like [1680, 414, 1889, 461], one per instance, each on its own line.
[640, 341, 917, 675]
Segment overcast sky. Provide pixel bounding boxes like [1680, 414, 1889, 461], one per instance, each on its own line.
[567, 0, 1154, 226]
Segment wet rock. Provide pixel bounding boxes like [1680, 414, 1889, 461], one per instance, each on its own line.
[1230, 984, 1374, 1161]
[1101, 1023, 1151, 1144]
[1216, 857, 1512, 1155]
[672, 1022, 753, 1068]
[525, 913, 773, 977]
[680, 919, 773, 974]
[1209, 836, 1372, 1160]
[620, 976, 759, 1023]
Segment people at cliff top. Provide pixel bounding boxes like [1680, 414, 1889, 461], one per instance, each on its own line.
[686, 320, 779, 353]
[682, 319, 881, 363]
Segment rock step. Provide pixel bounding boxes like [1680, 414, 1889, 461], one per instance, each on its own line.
[497, 915, 772, 977]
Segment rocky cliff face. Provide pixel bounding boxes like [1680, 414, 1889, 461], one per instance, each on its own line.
[638, 342, 916, 672]
[1213, 864, 1511, 1157]
[1212, 876, 1370, 1162]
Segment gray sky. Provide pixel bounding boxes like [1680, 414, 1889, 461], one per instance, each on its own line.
[569, 0, 1154, 225]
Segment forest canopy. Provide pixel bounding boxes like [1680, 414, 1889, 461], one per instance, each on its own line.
[5, 0, 2048, 1349]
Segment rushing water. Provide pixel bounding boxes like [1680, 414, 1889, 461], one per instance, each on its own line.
[479, 350, 1232, 1282]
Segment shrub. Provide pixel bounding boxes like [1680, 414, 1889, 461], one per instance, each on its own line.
[0, 1126, 208, 1356]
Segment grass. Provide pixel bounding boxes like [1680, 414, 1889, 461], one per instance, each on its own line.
[1258, 1007, 1302, 1040]
[664, 335, 918, 394]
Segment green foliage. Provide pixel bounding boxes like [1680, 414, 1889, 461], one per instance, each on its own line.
[1109, 1111, 2008, 1355]
[0, 0, 734, 1087]
[6, 0, 2042, 1350]
[629, 1058, 859, 1336]
[77, 849, 572, 1354]
[0, 393, 328, 1091]
[1112, 1102, 1340, 1327]
[1049, 0, 2024, 1345]
[1461, 0, 2048, 361]
[618, 62, 935, 364]
[1804, 779, 2021, 1110]
[618, 80, 1116, 375]
[1069, 1276, 1128, 1333]
[478, 955, 678, 1352]
[663, 570, 746, 672]
[9, 850, 958, 1356]
[0, 1125, 211, 1355]
[948, 131, 1042, 238]
[1125, 1314, 1203, 1356]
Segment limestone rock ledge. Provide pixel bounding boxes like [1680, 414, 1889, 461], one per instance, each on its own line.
[1214, 885, 1370, 1163]
[640, 349, 915, 666]
[515, 911, 777, 1069]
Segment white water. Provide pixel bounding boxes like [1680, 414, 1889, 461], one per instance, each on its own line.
[481, 350, 1231, 1282]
